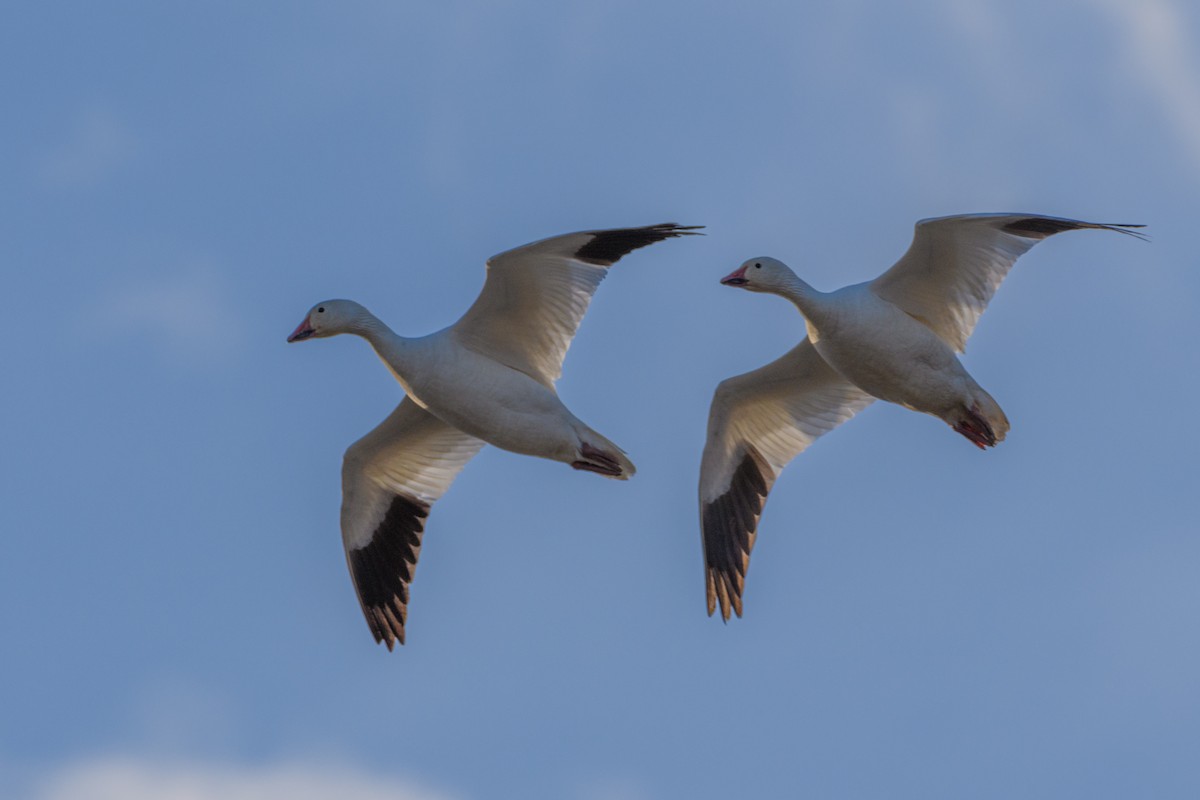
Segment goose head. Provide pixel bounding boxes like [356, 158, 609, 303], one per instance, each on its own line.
[287, 299, 370, 342]
[720, 257, 794, 293]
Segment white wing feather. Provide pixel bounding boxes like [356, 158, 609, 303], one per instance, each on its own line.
[871, 214, 1146, 352]
[699, 340, 874, 619]
[452, 224, 701, 387]
[340, 398, 485, 648]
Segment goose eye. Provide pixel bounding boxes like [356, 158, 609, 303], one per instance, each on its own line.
[317, 307, 325, 313]
[754, 263, 761, 269]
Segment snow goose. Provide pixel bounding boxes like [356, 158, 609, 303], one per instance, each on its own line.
[289, 223, 702, 647]
[700, 213, 1145, 620]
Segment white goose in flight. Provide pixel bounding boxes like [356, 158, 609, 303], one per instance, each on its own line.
[289, 223, 702, 647]
[700, 213, 1145, 621]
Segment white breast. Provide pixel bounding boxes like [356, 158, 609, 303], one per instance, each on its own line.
[389, 331, 578, 461]
[808, 284, 973, 416]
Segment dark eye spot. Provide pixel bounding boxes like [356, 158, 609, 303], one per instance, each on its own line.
[754, 263, 761, 269]
[317, 307, 325, 313]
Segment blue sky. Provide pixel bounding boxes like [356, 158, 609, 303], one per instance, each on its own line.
[4, 2, 1199, 798]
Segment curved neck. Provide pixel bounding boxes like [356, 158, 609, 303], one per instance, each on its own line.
[349, 312, 416, 379]
[775, 272, 826, 319]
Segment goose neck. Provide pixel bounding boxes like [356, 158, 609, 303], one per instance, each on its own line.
[353, 314, 415, 373]
[778, 273, 825, 317]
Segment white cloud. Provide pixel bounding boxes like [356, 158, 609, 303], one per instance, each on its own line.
[30, 756, 459, 800]
[123, 676, 241, 756]
[938, 0, 1025, 109]
[39, 105, 137, 189]
[1088, 0, 1200, 173]
[572, 777, 655, 800]
[82, 264, 243, 364]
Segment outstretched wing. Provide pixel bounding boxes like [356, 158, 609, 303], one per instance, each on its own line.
[453, 223, 702, 387]
[871, 214, 1146, 352]
[699, 340, 875, 620]
[341, 398, 486, 648]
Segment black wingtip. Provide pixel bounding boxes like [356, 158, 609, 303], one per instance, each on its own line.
[1107, 223, 1150, 242]
[348, 494, 430, 649]
[574, 223, 705, 265]
[1002, 217, 1150, 242]
[701, 447, 772, 623]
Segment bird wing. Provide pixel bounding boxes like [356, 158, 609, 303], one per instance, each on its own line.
[452, 223, 702, 387]
[870, 214, 1146, 352]
[340, 397, 486, 648]
[699, 340, 875, 620]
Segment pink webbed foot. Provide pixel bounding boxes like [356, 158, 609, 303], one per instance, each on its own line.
[570, 443, 624, 477]
[953, 405, 998, 449]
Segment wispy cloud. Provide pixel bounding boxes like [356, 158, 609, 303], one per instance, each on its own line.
[39, 105, 137, 189]
[81, 263, 244, 365]
[573, 776, 655, 800]
[882, 1, 1028, 203]
[1089, 0, 1200, 174]
[938, 0, 1026, 109]
[29, 756, 459, 800]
